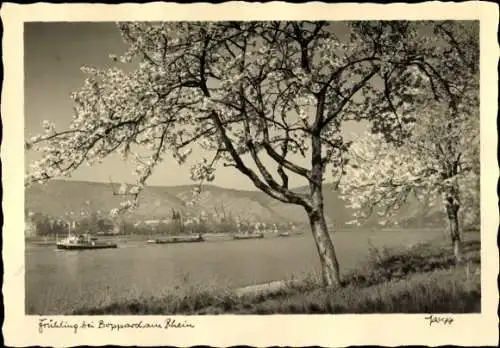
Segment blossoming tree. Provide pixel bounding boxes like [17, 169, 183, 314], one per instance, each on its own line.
[340, 21, 479, 262]
[25, 21, 469, 288]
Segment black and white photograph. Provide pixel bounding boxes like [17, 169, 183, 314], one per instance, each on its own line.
[2, 2, 498, 347]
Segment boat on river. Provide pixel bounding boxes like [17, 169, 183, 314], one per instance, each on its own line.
[233, 233, 264, 240]
[147, 234, 205, 244]
[278, 232, 290, 237]
[56, 234, 117, 250]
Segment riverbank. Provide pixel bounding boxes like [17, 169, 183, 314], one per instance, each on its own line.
[73, 237, 481, 314]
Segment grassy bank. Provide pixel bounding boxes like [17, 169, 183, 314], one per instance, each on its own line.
[73, 238, 481, 314]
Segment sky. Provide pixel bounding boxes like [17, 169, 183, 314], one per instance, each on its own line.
[24, 22, 366, 190]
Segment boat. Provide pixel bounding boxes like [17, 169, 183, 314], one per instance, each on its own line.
[233, 233, 264, 240]
[278, 232, 290, 237]
[148, 234, 205, 244]
[56, 234, 117, 250]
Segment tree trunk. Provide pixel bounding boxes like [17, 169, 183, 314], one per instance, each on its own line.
[306, 173, 341, 289]
[446, 203, 462, 263]
[307, 208, 342, 288]
[307, 94, 341, 289]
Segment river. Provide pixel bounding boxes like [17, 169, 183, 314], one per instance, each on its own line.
[25, 228, 445, 314]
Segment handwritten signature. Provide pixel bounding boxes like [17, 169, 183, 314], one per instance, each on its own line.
[424, 314, 454, 326]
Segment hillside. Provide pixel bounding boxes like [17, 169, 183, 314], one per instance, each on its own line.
[25, 180, 448, 228]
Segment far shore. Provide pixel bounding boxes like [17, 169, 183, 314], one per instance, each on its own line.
[25, 227, 448, 244]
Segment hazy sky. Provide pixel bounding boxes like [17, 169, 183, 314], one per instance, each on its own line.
[24, 22, 366, 190]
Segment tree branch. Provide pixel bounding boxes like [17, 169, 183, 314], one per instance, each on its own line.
[320, 67, 380, 129]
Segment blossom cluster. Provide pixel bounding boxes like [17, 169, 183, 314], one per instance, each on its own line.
[25, 21, 477, 217]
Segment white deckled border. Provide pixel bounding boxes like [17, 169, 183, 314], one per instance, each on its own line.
[1, 2, 499, 346]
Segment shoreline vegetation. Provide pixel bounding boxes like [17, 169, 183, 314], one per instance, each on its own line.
[71, 234, 480, 315]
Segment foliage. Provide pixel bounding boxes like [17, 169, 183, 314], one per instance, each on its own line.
[25, 212, 68, 237]
[25, 210, 117, 237]
[25, 21, 467, 213]
[25, 207, 296, 237]
[339, 21, 479, 228]
[345, 241, 465, 287]
[340, 115, 479, 227]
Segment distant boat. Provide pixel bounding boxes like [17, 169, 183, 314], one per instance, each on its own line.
[278, 232, 290, 237]
[56, 234, 117, 250]
[148, 234, 205, 244]
[233, 233, 264, 240]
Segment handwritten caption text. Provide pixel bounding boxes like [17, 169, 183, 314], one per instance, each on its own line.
[38, 318, 195, 334]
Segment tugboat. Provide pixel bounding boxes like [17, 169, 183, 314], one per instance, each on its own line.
[233, 232, 264, 240]
[234, 222, 265, 240]
[148, 233, 205, 244]
[57, 233, 117, 250]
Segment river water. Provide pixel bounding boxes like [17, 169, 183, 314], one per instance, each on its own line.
[25, 229, 444, 314]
